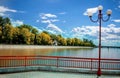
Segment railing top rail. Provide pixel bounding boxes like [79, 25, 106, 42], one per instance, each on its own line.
[0, 55, 120, 61]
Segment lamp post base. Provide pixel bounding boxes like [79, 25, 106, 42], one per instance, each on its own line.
[97, 68, 101, 76]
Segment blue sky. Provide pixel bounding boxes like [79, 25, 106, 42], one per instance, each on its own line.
[0, 0, 120, 46]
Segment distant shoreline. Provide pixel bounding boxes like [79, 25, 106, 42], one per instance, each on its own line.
[0, 44, 93, 49]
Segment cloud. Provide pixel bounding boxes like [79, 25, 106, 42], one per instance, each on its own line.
[58, 12, 66, 15]
[118, 5, 120, 8]
[0, 6, 24, 16]
[12, 20, 23, 26]
[108, 24, 116, 28]
[83, 7, 98, 16]
[41, 20, 51, 24]
[18, 11, 26, 13]
[50, 19, 59, 22]
[40, 13, 57, 19]
[41, 19, 59, 24]
[47, 23, 63, 33]
[71, 24, 120, 45]
[72, 26, 98, 37]
[0, 6, 17, 13]
[0, 6, 17, 16]
[0, 13, 5, 16]
[38, 13, 63, 34]
[37, 13, 59, 24]
[112, 19, 120, 23]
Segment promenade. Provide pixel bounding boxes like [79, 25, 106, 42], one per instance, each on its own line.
[0, 71, 119, 78]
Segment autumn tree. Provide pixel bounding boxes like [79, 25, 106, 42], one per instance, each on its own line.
[0, 16, 95, 47]
[66, 38, 71, 46]
[0, 17, 11, 43]
[39, 32, 52, 45]
[12, 27, 20, 44]
[0, 26, 2, 43]
[3, 24, 14, 44]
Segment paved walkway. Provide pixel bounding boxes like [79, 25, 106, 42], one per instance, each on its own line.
[0, 71, 119, 78]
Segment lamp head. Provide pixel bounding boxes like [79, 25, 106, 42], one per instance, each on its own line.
[107, 9, 112, 16]
[87, 12, 93, 17]
[98, 5, 103, 11]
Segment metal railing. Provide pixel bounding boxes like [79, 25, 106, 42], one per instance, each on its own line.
[0, 56, 120, 71]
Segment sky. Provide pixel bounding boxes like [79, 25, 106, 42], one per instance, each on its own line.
[0, 0, 120, 46]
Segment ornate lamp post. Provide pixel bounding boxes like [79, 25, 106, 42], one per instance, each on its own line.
[88, 5, 112, 77]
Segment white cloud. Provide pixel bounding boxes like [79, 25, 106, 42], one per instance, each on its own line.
[0, 13, 6, 16]
[0, 6, 17, 13]
[41, 19, 59, 24]
[39, 13, 63, 34]
[108, 24, 116, 28]
[41, 20, 51, 24]
[45, 14, 57, 18]
[71, 25, 120, 43]
[112, 19, 120, 23]
[118, 5, 120, 8]
[39, 13, 59, 24]
[47, 23, 63, 33]
[83, 7, 98, 16]
[12, 20, 23, 26]
[0, 6, 24, 16]
[59, 12, 66, 15]
[72, 26, 98, 37]
[0, 6, 17, 16]
[41, 16, 47, 19]
[40, 13, 57, 19]
[50, 19, 59, 22]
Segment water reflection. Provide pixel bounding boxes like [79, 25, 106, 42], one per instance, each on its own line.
[0, 47, 120, 58]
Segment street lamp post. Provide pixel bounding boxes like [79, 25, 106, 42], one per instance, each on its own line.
[88, 5, 112, 77]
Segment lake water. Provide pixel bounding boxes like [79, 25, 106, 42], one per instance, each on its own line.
[0, 47, 120, 59]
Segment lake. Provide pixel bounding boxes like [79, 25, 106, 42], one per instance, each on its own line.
[0, 46, 120, 59]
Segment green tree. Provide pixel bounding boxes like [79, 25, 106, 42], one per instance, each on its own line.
[0, 17, 12, 43]
[50, 34, 57, 40]
[36, 34, 41, 45]
[56, 35, 62, 45]
[21, 28, 32, 44]
[42, 31, 49, 35]
[18, 24, 32, 31]
[66, 38, 72, 46]
[0, 16, 3, 26]
[3, 17, 11, 25]
[71, 38, 75, 46]
[17, 24, 38, 44]
[0, 26, 2, 43]
[18, 24, 38, 33]
[61, 38, 67, 46]
[12, 27, 20, 44]
[32, 28, 38, 34]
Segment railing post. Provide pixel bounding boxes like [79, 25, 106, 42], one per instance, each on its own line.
[57, 57, 59, 68]
[25, 56, 26, 68]
[91, 58, 92, 71]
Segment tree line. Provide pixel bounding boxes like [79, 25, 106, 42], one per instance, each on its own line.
[0, 16, 95, 47]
